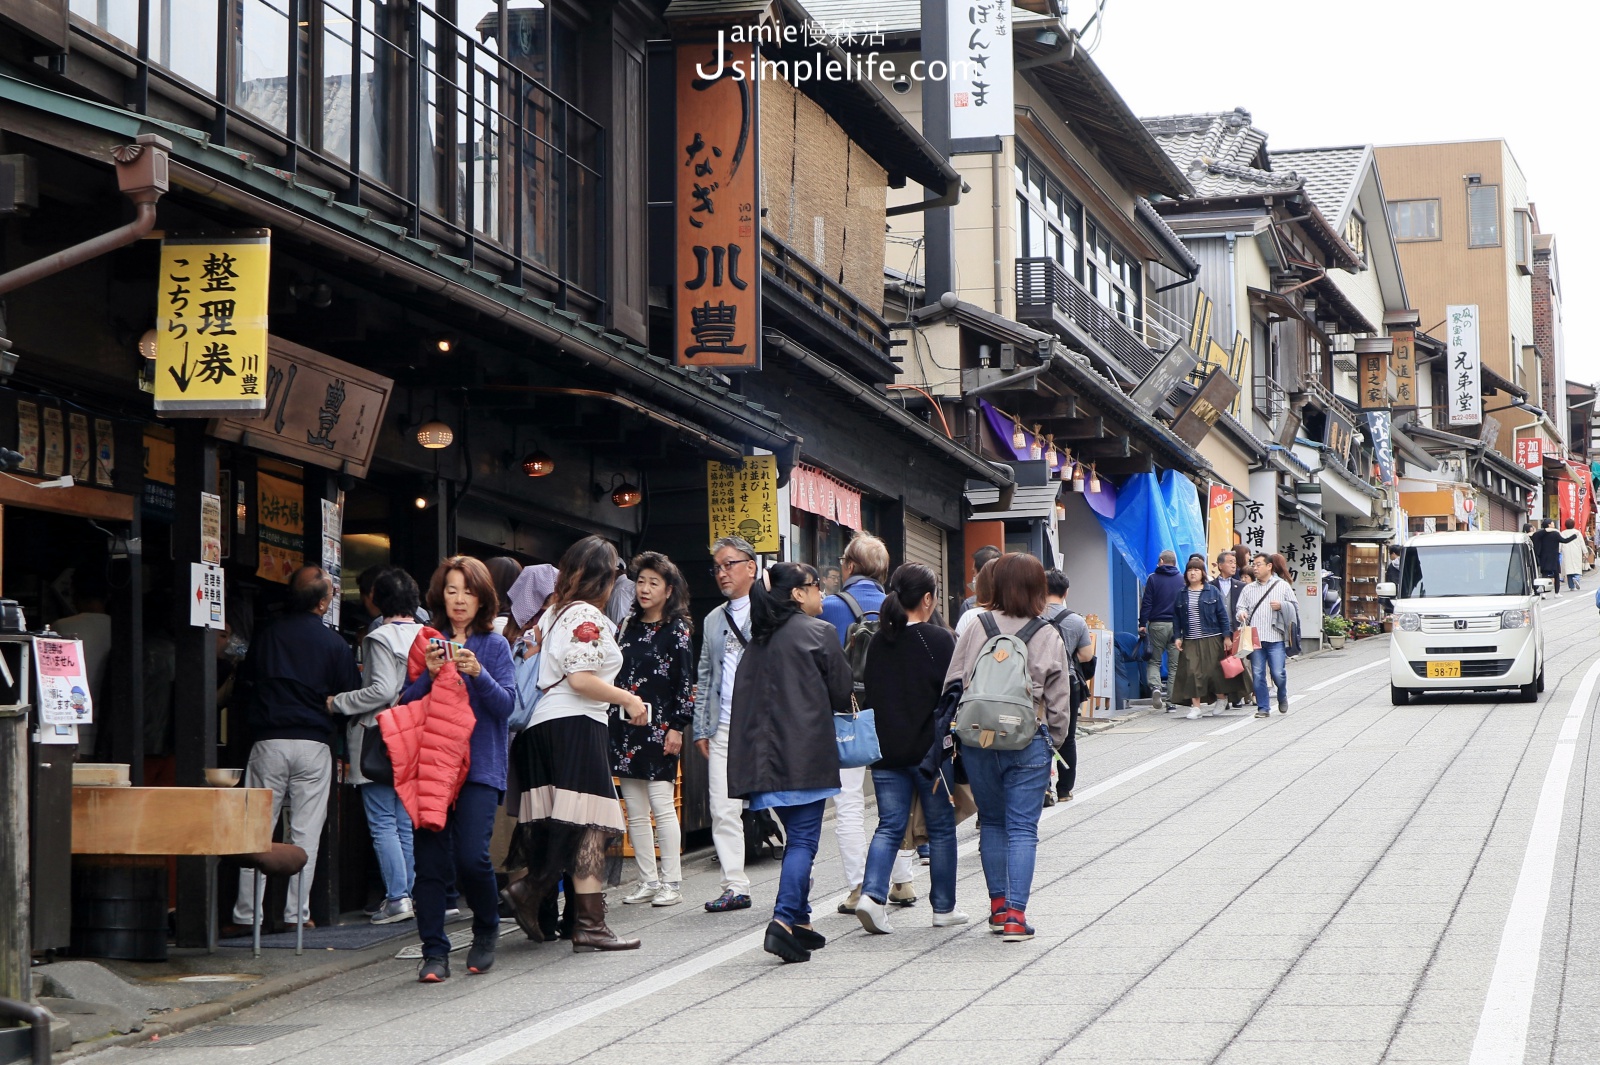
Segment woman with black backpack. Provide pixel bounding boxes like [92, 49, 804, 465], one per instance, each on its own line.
[943, 553, 1074, 943]
[854, 563, 965, 936]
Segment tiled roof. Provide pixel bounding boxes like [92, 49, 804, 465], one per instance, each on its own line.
[794, 0, 1052, 36]
[1270, 145, 1371, 228]
[1141, 108, 1301, 200]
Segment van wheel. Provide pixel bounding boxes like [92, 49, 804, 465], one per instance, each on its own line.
[1518, 679, 1539, 703]
[1390, 684, 1410, 706]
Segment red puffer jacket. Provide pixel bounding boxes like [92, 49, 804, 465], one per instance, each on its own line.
[379, 628, 475, 831]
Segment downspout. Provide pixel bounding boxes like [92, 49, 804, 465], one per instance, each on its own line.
[0, 135, 170, 296]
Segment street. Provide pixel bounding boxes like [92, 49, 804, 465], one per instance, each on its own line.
[84, 593, 1600, 1065]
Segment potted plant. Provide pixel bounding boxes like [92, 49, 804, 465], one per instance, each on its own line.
[1351, 621, 1381, 639]
[1323, 615, 1350, 649]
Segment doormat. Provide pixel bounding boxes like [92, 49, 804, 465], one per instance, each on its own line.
[148, 1023, 313, 1048]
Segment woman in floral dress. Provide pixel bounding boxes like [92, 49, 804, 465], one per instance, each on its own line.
[610, 552, 696, 907]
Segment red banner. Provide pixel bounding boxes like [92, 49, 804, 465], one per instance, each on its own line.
[789, 464, 862, 530]
[1515, 437, 1543, 470]
[1569, 460, 1592, 533]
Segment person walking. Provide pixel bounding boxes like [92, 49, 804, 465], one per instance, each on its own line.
[854, 563, 966, 936]
[820, 533, 919, 912]
[1533, 520, 1562, 595]
[1212, 550, 1248, 709]
[329, 568, 426, 924]
[954, 558, 997, 639]
[228, 566, 360, 935]
[610, 552, 695, 909]
[958, 545, 1002, 620]
[1560, 520, 1585, 592]
[1139, 550, 1184, 708]
[397, 556, 516, 981]
[944, 553, 1074, 943]
[694, 536, 758, 912]
[727, 563, 853, 963]
[1237, 553, 1298, 719]
[1042, 568, 1095, 802]
[1171, 557, 1242, 720]
[505, 537, 647, 955]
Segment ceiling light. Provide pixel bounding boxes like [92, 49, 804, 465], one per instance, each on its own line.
[611, 480, 643, 509]
[436, 338, 453, 353]
[521, 450, 554, 478]
[416, 420, 454, 449]
[413, 495, 430, 510]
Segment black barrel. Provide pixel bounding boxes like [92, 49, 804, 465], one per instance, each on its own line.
[69, 856, 168, 961]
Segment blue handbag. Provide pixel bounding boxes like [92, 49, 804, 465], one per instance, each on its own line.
[834, 703, 882, 769]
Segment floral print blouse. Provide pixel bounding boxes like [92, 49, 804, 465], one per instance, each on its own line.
[609, 614, 696, 781]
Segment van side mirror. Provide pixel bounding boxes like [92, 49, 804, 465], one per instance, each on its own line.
[1535, 577, 1554, 594]
[1375, 582, 1396, 598]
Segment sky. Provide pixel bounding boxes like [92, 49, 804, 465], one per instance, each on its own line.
[1087, 0, 1598, 386]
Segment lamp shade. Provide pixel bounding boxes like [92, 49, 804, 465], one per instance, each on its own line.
[611, 481, 643, 508]
[521, 450, 554, 477]
[416, 420, 454, 449]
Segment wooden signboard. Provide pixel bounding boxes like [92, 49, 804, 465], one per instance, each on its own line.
[1170, 366, 1240, 446]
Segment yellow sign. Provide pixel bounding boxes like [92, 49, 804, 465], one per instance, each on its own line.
[256, 472, 305, 583]
[155, 233, 271, 414]
[707, 455, 780, 553]
[1206, 484, 1234, 566]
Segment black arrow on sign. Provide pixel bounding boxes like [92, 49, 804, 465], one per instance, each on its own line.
[168, 341, 192, 392]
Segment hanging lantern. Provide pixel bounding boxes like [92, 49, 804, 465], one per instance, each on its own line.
[1011, 418, 1026, 450]
[1029, 424, 1043, 461]
[415, 420, 454, 449]
[1089, 464, 1102, 494]
[611, 480, 643, 508]
[1071, 463, 1086, 492]
[520, 451, 555, 478]
[1054, 499, 1066, 521]
[1045, 434, 1058, 468]
[1059, 448, 1074, 480]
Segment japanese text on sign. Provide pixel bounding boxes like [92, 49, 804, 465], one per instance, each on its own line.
[707, 455, 780, 553]
[1207, 484, 1234, 565]
[1358, 352, 1391, 410]
[1445, 304, 1482, 427]
[789, 464, 863, 530]
[1389, 329, 1416, 408]
[256, 472, 305, 583]
[1234, 497, 1267, 553]
[1516, 437, 1543, 470]
[190, 562, 225, 630]
[947, 0, 1013, 145]
[32, 638, 93, 726]
[1366, 411, 1395, 487]
[1276, 520, 1322, 641]
[676, 34, 760, 370]
[156, 234, 271, 414]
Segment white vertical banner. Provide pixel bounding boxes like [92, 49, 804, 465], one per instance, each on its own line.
[1446, 304, 1482, 427]
[947, 0, 1013, 146]
[1277, 519, 1323, 641]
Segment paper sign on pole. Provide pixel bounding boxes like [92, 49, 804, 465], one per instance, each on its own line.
[947, 0, 1014, 149]
[1446, 304, 1482, 427]
[31, 637, 93, 725]
[155, 233, 271, 414]
[201, 491, 222, 566]
[190, 562, 225, 630]
[707, 455, 780, 553]
[321, 496, 343, 629]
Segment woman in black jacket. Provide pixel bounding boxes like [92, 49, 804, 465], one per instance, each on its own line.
[1171, 556, 1243, 719]
[727, 562, 853, 964]
[855, 563, 964, 936]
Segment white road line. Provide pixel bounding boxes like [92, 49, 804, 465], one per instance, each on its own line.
[437, 739, 1211, 1065]
[1468, 656, 1600, 1065]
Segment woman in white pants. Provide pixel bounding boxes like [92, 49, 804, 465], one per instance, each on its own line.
[609, 553, 696, 907]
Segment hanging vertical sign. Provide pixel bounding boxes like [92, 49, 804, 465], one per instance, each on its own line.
[1206, 484, 1234, 564]
[1276, 518, 1322, 642]
[1358, 352, 1390, 409]
[1234, 495, 1268, 555]
[256, 472, 305, 583]
[1445, 304, 1482, 427]
[707, 455, 780, 553]
[156, 233, 271, 414]
[1365, 411, 1395, 487]
[321, 495, 343, 628]
[1568, 460, 1592, 533]
[947, 0, 1013, 149]
[1389, 328, 1417, 409]
[1515, 437, 1543, 471]
[675, 32, 760, 370]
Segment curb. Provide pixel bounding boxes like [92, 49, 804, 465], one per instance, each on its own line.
[58, 936, 409, 1061]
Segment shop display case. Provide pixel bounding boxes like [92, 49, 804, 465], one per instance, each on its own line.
[1344, 544, 1383, 626]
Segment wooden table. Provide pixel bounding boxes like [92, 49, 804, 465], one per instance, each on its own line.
[71, 787, 273, 855]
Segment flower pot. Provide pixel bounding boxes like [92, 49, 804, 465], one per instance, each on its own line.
[1381, 618, 1396, 633]
[1327, 635, 1346, 649]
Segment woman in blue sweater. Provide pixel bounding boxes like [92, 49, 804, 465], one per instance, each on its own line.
[398, 555, 515, 983]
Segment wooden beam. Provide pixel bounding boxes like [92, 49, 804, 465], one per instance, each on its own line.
[1094, 454, 1155, 475]
[1051, 416, 1104, 440]
[1075, 435, 1132, 458]
[0, 474, 133, 521]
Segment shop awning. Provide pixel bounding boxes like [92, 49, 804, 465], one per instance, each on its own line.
[1277, 490, 1328, 537]
[964, 482, 1060, 521]
[1319, 462, 1375, 520]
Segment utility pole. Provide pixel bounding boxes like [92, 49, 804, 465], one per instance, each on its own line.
[921, 0, 954, 301]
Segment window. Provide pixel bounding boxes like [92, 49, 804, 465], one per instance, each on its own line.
[1387, 199, 1439, 241]
[1514, 208, 1532, 273]
[1014, 146, 1081, 274]
[1085, 221, 1141, 329]
[1468, 185, 1500, 248]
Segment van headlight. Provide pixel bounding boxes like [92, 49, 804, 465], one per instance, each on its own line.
[1396, 613, 1421, 632]
[1501, 609, 1531, 629]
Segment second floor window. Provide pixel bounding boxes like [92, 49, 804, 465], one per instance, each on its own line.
[1468, 185, 1500, 248]
[1388, 199, 1439, 241]
[1015, 146, 1080, 272]
[1086, 222, 1140, 329]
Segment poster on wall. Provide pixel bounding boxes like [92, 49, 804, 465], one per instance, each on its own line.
[256, 473, 305, 583]
[31, 637, 93, 726]
[1277, 519, 1323, 641]
[16, 399, 38, 473]
[321, 496, 343, 629]
[707, 455, 780, 553]
[1445, 304, 1482, 427]
[42, 406, 63, 477]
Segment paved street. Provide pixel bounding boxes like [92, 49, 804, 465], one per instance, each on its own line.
[84, 593, 1600, 1065]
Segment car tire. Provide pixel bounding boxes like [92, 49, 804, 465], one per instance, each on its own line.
[1390, 684, 1410, 706]
[1518, 678, 1539, 703]
[1537, 668, 1545, 693]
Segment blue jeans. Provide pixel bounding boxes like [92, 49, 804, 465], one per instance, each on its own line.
[1251, 641, 1287, 712]
[772, 800, 826, 928]
[1569, 573, 1582, 591]
[962, 728, 1052, 912]
[361, 782, 414, 902]
[864, 766, 957, 914]
[414, 782, 500, 959]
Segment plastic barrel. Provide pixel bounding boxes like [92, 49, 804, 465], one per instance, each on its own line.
[69, 856, 168, 961]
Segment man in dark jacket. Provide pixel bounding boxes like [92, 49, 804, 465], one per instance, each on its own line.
[229, 566, 360, 932]
[1532, 520, 1562, 595]
[1139, 550, 1184, 705]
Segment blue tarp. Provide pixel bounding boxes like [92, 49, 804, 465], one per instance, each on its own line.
[1092, 471, 1207, 577]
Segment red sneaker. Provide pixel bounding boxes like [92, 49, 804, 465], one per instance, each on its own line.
[987, 897, 1007, 935]
[1002, 909, 1035, 942]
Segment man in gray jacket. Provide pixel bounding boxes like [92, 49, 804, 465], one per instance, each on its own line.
[694, 536, 757, 912]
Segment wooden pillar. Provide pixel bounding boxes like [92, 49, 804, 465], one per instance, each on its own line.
[0, 707, 28, 1002]
[171, 421, 218, 948]
[107, 509, 145, 784]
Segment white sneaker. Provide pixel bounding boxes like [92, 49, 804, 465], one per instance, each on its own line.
[651, 885, 683, 907]
[1185, 707, 1203, 720]
[621, 882, 661, 905]
[932, 910, 970, 927]
[856, 895, 895, 934]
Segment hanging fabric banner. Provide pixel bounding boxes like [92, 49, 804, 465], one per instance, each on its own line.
[1206, 484, 1234, 566]
[1366, 411, 1395, 487]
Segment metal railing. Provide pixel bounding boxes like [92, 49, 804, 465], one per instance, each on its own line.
[1255, 374, 1289, 431]
[1015, 257, 1180, 381]
[70, 0, 604, 309]
[762, 231, 892, 363]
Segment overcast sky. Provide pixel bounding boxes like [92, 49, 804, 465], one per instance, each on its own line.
[1087, 0, 1597, 386]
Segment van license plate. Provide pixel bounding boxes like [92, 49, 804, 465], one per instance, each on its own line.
[1427, 661, 1462, 679]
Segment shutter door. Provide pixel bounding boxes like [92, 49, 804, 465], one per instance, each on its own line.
[904, 513, 947, 614]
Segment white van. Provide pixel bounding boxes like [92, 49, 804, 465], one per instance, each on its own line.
[1379, 531, 1549, 705]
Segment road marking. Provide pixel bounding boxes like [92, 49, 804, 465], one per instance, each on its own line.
[438, 739, 1211, 1065]
[1468, 656, 1600, 1065]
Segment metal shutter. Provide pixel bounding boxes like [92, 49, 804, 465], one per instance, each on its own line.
[904, 512, 947, 615]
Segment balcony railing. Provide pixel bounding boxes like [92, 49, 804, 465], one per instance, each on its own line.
[1255, 374, 1289, 434]
[1015, 257, 1182, 382]
[70, 0, 604, 308]
[762, 230, 892, 364]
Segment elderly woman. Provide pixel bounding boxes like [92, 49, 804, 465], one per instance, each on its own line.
[728, 562, 853, 964]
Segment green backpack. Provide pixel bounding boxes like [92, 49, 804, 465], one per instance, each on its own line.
[954, 614, 1050, 750]
[838, 590, 879, 693]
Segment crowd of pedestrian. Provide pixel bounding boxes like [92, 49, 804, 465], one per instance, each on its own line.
[222, 525, 1319, 978]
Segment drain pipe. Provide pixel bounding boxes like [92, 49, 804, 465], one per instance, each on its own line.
[0, 134, 170, 296]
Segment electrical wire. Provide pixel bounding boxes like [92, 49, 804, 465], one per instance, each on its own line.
[886, 385, 954, 438]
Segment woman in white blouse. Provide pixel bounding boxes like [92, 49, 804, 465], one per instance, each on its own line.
[504, 536, 648, 952]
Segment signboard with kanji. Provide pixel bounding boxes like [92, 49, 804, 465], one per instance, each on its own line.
[1277, 519, 1322, 641]
[256, 472, 305, 583]
[707, 455, 780, 553]
[947, 0, 1014, 149]
[155, 233, 270, 414]
[189, 562, 225, 630]
[1516, 437, 1543, 470]
[675, 34, 760, 370]
[1389, 328, 1416, 409]
[1358, 352, 1392, 410]
[1366, 410, 1395, 487]
[32, 638, 93, 726]
[1446, 304, 1482, 427]
[1170, 367, 1240, 447]
[1234, 495, 1269, 555]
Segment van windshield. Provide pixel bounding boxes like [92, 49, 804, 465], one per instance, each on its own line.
[1399, 544, 1532, 598]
